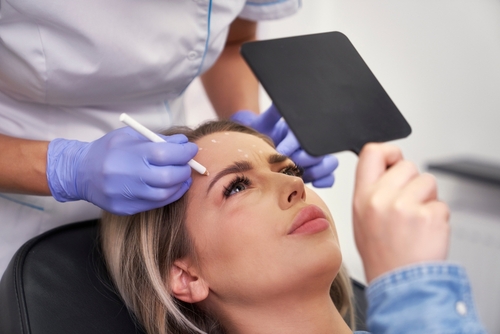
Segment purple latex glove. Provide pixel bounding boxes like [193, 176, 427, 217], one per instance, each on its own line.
[47, 127, 198, 215]
[231, 105, 339, 188]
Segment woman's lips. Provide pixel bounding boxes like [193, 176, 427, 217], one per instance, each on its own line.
[288, 205, 330, 235]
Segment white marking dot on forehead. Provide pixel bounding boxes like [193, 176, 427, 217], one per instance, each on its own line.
[224, 132, 230, 135]
[211, 139, 217, 143]
[237, 149, 243, 152]
[199, 147, 203, 150]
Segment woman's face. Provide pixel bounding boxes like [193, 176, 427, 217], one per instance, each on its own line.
[185, 131, 342, 305]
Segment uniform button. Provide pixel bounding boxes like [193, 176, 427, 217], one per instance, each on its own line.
[187, 51, 199, 60]
[456, 301, 467, 316]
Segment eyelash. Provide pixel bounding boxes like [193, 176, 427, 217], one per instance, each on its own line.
[281, 163, 304, 178]
[222, 163, 304, 198]
[223, 175, 251, 198]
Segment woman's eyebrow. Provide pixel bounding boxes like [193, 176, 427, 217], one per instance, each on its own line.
[207, 161, 253, 194]
[268, 153, 289, 164]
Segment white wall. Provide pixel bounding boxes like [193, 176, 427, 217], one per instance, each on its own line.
[185, 1, 500, 330]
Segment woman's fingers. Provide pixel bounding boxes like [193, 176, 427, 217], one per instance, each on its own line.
[352, 143, 451, 283]
[377, 160, 419, 193]
[399, 172, 439, 204]
[354, 143, 403, 194]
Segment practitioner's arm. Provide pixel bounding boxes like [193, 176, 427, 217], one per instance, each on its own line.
[201, 18, 260, 118]
[0, 134, 51, 195]
[0, 129, 198, 216]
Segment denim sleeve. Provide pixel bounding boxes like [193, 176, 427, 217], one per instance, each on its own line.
[365, 263, 486, 334]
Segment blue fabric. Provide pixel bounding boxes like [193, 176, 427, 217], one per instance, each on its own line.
[355, 263, 486, 334]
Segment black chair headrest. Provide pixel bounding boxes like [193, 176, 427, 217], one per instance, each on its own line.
[0, 220, 145, 334]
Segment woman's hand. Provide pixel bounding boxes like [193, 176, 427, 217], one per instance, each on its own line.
[352, 143, 450, 283]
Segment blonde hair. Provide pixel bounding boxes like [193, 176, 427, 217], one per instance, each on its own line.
[100, 120, 354, 334]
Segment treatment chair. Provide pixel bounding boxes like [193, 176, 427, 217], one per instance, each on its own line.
[0, 220, 368, 334]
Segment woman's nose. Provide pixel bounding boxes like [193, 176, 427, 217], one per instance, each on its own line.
[279, 176, 306, 210]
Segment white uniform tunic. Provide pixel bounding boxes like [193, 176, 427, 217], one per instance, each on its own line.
[0, 0, 300, 274]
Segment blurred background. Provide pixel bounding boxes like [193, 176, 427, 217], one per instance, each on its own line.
[185, 1, 500, 332]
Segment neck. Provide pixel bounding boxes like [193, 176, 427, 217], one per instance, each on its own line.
[215, 290, 352, 334]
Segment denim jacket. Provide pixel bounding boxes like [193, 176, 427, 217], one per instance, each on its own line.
[354, 263, 486, 334]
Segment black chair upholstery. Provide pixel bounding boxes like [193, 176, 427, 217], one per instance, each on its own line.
[0, 220, 367, 333]
[352, 278, 368, 331]
[0, 220, 145, 334]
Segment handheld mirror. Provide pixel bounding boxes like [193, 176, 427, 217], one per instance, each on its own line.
[240, 31, 412, 155]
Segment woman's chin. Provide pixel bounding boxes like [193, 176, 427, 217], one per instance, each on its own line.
[284, 239, 343, 289]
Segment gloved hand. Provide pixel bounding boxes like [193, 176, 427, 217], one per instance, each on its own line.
[231, 104, 339, 188]
[47, 127, 198, 215]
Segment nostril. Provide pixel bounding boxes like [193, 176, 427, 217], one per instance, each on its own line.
[288, 191, 298, 203]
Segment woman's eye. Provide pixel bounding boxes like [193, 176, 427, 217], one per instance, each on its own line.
[223, 176, 251, 198]
[280, 164, 304, 177]
[231, 183, 246, 194]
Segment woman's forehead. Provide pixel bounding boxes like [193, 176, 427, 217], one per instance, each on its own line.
[188, 131, 277, 195]
[195, 131, 275, 163]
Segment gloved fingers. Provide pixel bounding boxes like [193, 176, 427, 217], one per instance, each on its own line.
[146, 141, 198, 166]
[106, 179, 191, 215]
[254, 104, 283, 131]
[230, 110, 258, 126]
[301, 155, 339, 184]
[158, 133, 189, 144]
[230, 105, 288, 145]
[142, 165, 192, 188]
[275, 131, 300, 157]
[311, 174, 335, 188]
[159, 178, 192, 204]
[289, 149, 324, 168]
[269, 120, 289, 146]
[119, 126, 148, 140]
[133, 178, 191, 202]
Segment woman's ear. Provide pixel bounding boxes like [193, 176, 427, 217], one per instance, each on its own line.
[169, 259, 209, 304]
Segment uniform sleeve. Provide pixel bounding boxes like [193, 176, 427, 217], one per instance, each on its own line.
[365, 263, 486, 334]
[239, 0, 301, 21]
